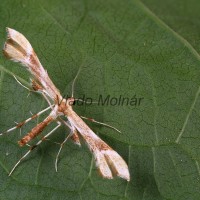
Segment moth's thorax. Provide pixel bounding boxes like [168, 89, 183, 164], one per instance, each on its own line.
[57, 97, 75, 115]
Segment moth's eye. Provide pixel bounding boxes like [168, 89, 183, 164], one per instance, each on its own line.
[66, 97, 75, 106]
[72, 100, 75, 105]
[70, 98, 75, 105]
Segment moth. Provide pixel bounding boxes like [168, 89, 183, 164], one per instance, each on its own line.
[1, 28, 130, 181]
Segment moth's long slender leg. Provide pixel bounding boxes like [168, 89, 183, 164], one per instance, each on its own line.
[18, 112, 56, 146]
[9, 123, 61, 176]
[57, 118, 71, 130]
[80, 116, 121, 133]
[31, 79, 54, 108]
[55, 130, 74, 172]
[0, 106, 52, 136]
[14, 75, 54, 108]
[42, 93, 54, 108]
[58, 118, 81, 146]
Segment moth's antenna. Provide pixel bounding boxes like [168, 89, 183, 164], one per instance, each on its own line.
[71, 67, 82, 98]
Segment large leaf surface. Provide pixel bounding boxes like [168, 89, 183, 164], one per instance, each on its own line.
[0, 0, 200, 199]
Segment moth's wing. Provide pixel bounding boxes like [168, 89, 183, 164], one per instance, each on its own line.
[81, 132, 130, 181]
[80, 131, 130, 181]
[68, 112, 130, 181]
[3, 27, 61, 101]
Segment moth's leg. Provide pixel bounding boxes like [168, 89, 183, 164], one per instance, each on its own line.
[80, 116, 121, 133]
[9, 123, 61, 176]
[58, 118, 81, 146]
[55, 129, 75, 172]
[0, 106, 52, 136]
[13, 75, 53, 108]
[18, 112, 56, 147]
[31, 79, 54, 108]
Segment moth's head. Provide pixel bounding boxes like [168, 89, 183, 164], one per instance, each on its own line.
[65, 97, 75, 107]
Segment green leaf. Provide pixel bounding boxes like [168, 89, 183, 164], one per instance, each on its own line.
[0, 0, 200, 199]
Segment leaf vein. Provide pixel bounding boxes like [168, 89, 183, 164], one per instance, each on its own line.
[176, 85, 200, 143]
